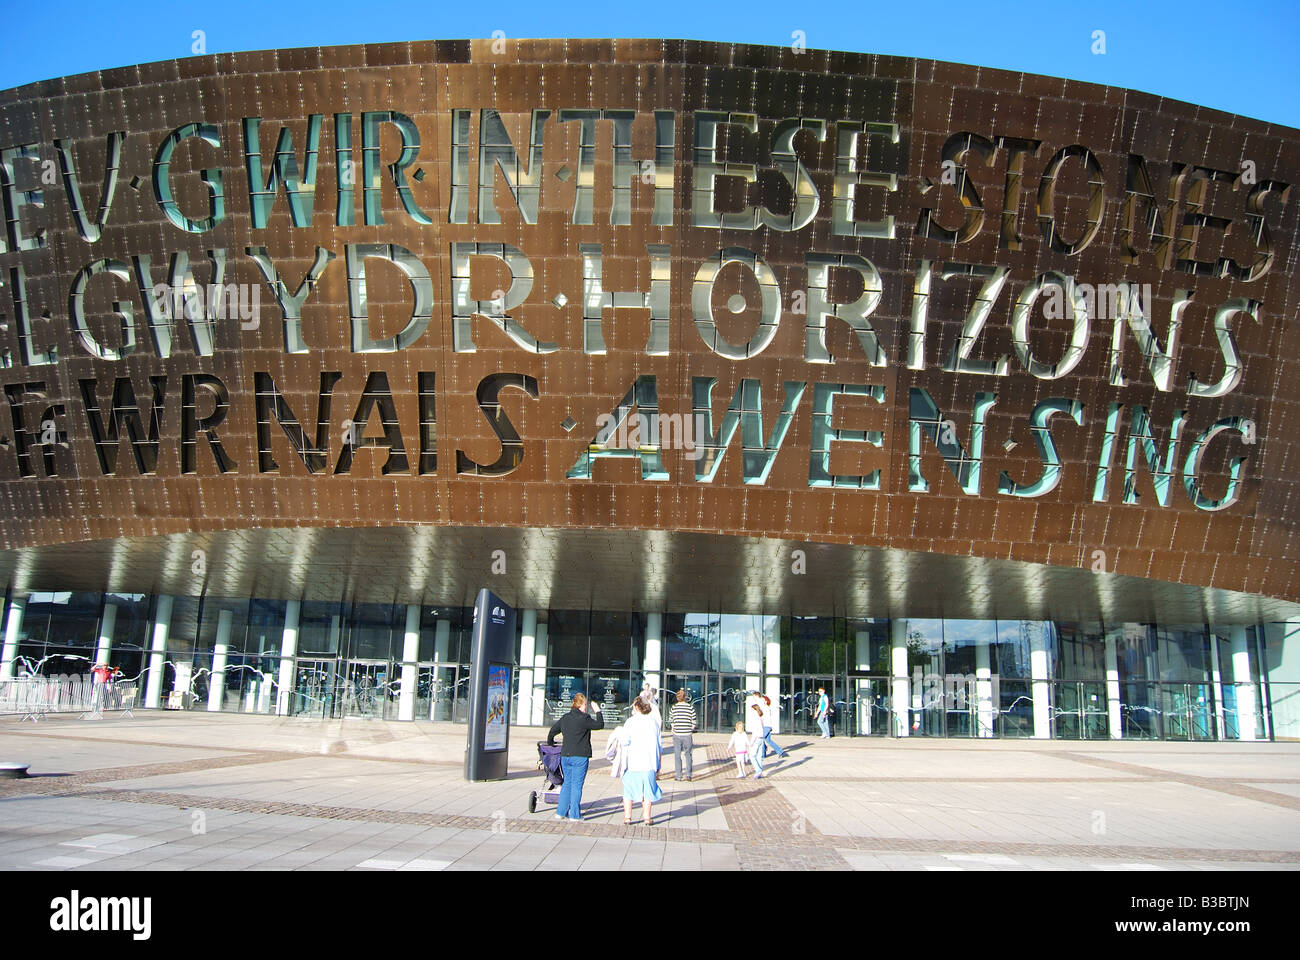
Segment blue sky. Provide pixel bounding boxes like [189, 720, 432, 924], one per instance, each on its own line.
[1, 0, 1297, 127]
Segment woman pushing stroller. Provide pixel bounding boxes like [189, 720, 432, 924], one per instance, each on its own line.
[546, 693, 603, 821]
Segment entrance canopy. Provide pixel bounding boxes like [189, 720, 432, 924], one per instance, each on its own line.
[0, 525, 1293, 624]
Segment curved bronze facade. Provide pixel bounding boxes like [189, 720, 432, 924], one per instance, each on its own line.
[0, 38, 1296, 621]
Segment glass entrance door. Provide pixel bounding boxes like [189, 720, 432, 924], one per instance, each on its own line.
[336, 660, 392, 719]
[944, 674, 980, 738]
[850, 677, 895, 736]
[1159, 683, 1217, 740]
[1054, 681, 1110, 739]
[1080, 682, 1109, 738]
[1170, 681, 1216, 738]
[1056, 682, 1082, 739]
[706, 674, 748, 733]
[1188, 683, 1216, 740]
[426, 665, 463, 722]
[664, 672, 706, 730]
[781, 676, 821, 736]
[291, 658, 335, 719]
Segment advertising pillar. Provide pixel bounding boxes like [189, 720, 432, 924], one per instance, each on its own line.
[465, 588, 515, 781]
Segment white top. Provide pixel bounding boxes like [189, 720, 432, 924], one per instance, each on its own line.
[745, 698, 766, 735]
[605, 726, 627, 777]
[728, 731, 749, 754]
[621, 712, 661, 773]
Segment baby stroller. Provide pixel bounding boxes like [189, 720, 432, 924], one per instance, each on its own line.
[529, 742, 564, 814]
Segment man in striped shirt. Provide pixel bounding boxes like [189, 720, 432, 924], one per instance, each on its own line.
[669, 689, 698, 781]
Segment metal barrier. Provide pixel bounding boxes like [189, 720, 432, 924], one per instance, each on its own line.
[0, 675, 138, 721]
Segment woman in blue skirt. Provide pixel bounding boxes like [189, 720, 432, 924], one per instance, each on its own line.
[620, 696, 664, 826]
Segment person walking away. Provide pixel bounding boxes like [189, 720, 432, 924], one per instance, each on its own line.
[748, 703, 767, 778]
[728, 721, 751, 778]
[815, 686, 830, 739]
[547, 693, 603, 820]
[759, 694, 786, 759]
[621, 697, 664, 825]
[669, 689, 697, 781]
[744, 691, 765, 745]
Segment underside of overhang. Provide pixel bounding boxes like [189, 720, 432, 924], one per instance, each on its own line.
[0, 526, 1294, 625]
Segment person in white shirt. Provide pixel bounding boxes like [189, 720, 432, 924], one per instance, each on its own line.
[728, 721, 751, 778]
[620, 697, 664, 825]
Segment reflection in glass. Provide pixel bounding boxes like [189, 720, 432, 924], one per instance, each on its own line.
[663, 614, 714, 671]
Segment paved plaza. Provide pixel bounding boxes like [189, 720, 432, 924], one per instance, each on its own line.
[0, 712, 1297, 871]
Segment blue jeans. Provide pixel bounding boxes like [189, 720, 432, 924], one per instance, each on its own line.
[751, 737, 764, 776]
[760, 726, 786, 758]
[817, 714, 830, 738]
[557, 756, 589, 819]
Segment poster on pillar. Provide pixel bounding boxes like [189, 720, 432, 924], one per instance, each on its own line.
[465, 589, 515, 781]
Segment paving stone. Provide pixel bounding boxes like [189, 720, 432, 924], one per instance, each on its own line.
[1, 715, 1298, 871]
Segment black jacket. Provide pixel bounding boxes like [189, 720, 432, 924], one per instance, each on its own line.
[547, 707, 604, 757]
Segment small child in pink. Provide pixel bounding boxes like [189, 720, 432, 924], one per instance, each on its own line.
[728, 721, 750, 778]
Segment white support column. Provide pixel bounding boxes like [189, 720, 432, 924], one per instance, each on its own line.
[427, 618, 452, 721]
[207, 608, 233, 712]
[765, 620, 782, 735]
[1104, 631, 1123, 740]
[1030, 623, 1052, 739]
[975, 634, 995, 738]
[854, 630, 871, 736]
[1230, 626, 1257, 741]
[1209, 633, 1226, 740]
[434, 619, 450, 662]
[0, 595, 27, 680]
[94, 602, 117, 666]
[531, 619, 548, 726]
[329, 614, 342, 656]
[517, 610, 537, 727]
[275, 600, 300, 716]
[143, 595, 173, 709]
[398, 604, 419, 722]
[644, 612, 663, 694]
[890, 619, 910, 737]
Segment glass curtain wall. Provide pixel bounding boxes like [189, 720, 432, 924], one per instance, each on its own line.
[1053, 622, 1109, 739]
[539, 609, 643, 727]
[1262, 622, 1299, 739]
[1, 589, 1294, 740]
[418, 605, 472, 722]
[14, 592, 103, 675]
[846, 618, 891, 737]
[192, 598, 252, 713]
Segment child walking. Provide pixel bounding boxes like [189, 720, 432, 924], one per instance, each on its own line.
[728, 721, 750, 778]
